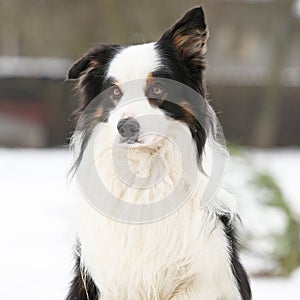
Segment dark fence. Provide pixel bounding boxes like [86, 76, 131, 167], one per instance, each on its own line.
[0, 77, 75, 147]
[209, 84, 300, 147]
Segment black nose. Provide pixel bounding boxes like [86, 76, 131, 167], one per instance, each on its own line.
[117, 117, 140, 138]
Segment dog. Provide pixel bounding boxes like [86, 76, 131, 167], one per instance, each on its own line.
[66, 7, 251, 300]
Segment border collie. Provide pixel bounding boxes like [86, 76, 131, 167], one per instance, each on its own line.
[66, 7, 251, 300]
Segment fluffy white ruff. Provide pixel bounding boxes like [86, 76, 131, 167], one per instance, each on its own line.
[70, 122, 240, 300]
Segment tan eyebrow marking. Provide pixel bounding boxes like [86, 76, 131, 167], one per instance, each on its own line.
[145, 72, 154, 88]
[145, 72, 166, 107]
[94, 105, 103, 119]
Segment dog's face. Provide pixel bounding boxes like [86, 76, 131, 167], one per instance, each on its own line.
[69, 7, 211, 167]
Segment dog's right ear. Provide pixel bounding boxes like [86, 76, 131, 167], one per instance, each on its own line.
[66, 44, 122, 81]
[67, 55, 93, 80]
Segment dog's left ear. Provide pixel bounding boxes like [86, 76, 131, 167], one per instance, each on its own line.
[159, 7, 208, 67]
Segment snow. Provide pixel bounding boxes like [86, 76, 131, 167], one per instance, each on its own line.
[0, 148, 299, 299]
[0, 149, 72, 299]
[252, 275, 299, 299]
[223, 148, 300, 276]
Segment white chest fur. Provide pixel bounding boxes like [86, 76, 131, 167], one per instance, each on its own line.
[70, 124, 240, 299]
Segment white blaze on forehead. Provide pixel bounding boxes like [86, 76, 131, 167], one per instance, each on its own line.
[106, 42, 160, 82]
[106, 42, 166, 146]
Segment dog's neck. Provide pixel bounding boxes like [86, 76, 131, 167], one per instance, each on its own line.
[70, 124, 240, 299]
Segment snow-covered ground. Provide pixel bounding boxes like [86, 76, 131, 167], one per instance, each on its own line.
[0, 148, 299, 299]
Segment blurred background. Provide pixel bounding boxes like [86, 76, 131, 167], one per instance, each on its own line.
[0, 0, 299, 299]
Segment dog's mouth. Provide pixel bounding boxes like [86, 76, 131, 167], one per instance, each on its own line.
[119, 135, 143, 145]
[118, 132, 163, 148]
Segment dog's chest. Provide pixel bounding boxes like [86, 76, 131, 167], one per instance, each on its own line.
[72, 127, 240, 299]
[74, 192, 240, 300]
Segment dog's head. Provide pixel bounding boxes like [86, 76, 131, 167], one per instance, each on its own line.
[68, 7, 212, 169]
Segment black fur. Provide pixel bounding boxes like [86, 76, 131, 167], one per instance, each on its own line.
[66, 251, 99, 300]
[146, 74, 209, 163]
[68, 44, 122, 113]
[219, 215, 252, 300]
[152, 7, 210, 162]
[156, 7, 208, 98]
[68, 45, 121, 173]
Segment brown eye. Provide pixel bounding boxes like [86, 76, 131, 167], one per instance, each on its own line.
[147, 83, 165, 107]
[149, 83, 165, 98]
[153, 86, 162, 95]
[111, 86, 122, 100]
